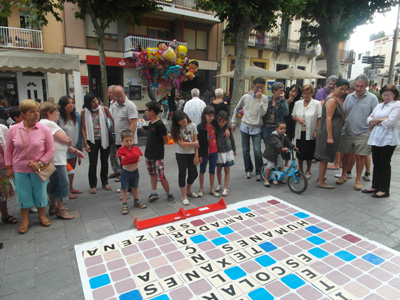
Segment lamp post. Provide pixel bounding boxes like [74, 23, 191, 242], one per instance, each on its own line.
[388, 4, 400, 84]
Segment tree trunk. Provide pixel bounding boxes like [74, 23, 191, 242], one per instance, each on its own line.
[321, 39, 340, 78]
[97, 31, 109, 106]
[231, 15, 253, 108]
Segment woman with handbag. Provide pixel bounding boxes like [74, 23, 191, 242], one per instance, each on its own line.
[40, 102, 84, 219]
[58, 96, 83, 199]
[5, 99, 55, 234]
[81, 93, 113, 194]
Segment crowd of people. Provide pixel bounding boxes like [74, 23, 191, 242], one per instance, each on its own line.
[1, 76, 399, 239]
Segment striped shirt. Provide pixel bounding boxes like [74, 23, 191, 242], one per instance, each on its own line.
[111, 97, 138, 145]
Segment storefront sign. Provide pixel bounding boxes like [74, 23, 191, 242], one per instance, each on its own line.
[86, 56, 135, 68]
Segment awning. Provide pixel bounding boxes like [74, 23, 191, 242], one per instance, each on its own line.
[0, 50, 80, 74]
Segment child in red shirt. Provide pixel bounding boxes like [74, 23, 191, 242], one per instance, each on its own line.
[117, 130, 146, 215]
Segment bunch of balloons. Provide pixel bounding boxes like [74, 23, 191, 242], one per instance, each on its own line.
[132, 39, 198, 101]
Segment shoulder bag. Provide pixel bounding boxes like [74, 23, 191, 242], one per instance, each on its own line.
[19, 128, 56, 182]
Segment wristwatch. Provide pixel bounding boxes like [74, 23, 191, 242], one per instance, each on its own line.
[38, 161, 44, 168]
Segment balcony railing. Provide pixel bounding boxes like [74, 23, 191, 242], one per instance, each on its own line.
[248, 34, 317, 55]
[124, 34, 187, 52]
[156, 0, 214, 15]
[0, 26, 43, 50]
[316, 49, 355, 63]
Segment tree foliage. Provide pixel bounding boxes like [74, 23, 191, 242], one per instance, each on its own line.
[296, 0, 398, 77]
[195, 0, 305, 107]
[0, 0, 160, 105]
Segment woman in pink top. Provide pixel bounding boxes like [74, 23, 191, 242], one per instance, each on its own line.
[5, 99, 55, 234]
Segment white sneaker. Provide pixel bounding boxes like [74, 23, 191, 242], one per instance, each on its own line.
[245, 172, 252, 179]
[362, 173, 371, 181]
[115, 188, 121, 193]
[182, 199, 189, 205]
[335, 173, 352, 179]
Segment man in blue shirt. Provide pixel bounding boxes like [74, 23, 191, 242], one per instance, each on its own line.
[315, 75, 338, 101]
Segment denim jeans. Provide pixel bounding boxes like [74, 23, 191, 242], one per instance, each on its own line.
[262, 125, 276, 149]
[241, 130, 263, 175]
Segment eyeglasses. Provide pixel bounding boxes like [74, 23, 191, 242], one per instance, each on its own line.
[144, 109, 150, 111]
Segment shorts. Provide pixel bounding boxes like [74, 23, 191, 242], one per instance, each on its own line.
[264, 156, 284, 170]
[200, 152, 218, 174]
[146, 158, 166, 181]
[121, 168, 139, 190]
[264, 159, 275, 169]
[14, 172, 48, 209]
[48, 165, 70, 201]
[338, 131, 371, 156]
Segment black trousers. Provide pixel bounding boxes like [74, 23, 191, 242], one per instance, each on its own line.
[87, 140, 110, 188]
[176, 153, 198, 188]
[371, 145, 396, 193]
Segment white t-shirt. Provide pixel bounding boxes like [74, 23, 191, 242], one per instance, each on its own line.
[40, 119, 68, 165]
[184, 97, 206, 125]
[174, 122, 198, 154]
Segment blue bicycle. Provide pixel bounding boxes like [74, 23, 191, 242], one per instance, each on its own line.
[260, 149, 308, 194]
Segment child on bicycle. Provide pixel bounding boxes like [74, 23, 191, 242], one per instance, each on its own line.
[263, 122, 295, 187]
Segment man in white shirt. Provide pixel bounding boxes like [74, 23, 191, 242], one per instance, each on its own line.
[184, 88, 206, 125]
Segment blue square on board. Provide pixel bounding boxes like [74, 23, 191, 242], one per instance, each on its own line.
[305, 225, 323, 234]
[224, 266, 247, 280]
[294, 212, 310, 218]
[281, 274, 306, 289]
[255, 255, 276, 267]
[307, 236, 326, 245]
[248, 288, 274, 300]
[89, 274, 111, 289]
[335, 250, 357, 262]
[217, 227, 234, 235]
[237, 207, 251, 213]
[211, 237, 229, 246]
[362, 253, 385, 265]
[149, 295, 170, 300]
[308, 247, 329, 259]
[259, 242, 278, 252]
[190, 235, 207, 244]
[119, 289, 143, 300]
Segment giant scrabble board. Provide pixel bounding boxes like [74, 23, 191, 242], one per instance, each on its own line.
[75, 196, 400, 300]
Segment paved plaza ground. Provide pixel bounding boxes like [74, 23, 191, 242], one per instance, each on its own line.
[1, 130, 399, 299]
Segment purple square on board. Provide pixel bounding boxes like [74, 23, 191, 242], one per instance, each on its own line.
[331, 238, 351, 248]
[203, 216, 218, 223]
[206, 248, 225, 260]
[373, 248, 395, 259]
[276, 210, 288, 217]
[358, 241, 377, 251]
[92, 285, 114, 300]
[159, 243, 177, 254]
[143, 248, 162, 259]
[166, 250, 185, 263]
[191, 219, 205, 227]
[282, 244, 302, 256]
[274, 218, 290, 226]
[84, 256, 103, 268]
[154, 236, 171, 246]
[268, 200, 280, 205]
[239, 229, 254, 237]
[306, 217, 320, 224]
[339, 264, 363, 278]
[370, 267, 393, 281]
[326, 270, 351, 285]
[189, 279, 212, 295]
[265, 280, 290, 297]
[297, 284, 324, 299]
[215, 212, 229, 219]
[284, 233, 301, 243]
[226, 232, 242, 242]
[320, 243, 341, 254]
[389, 278, 400, 291]
[114, 278, 136, 294]
[342, 234, 362, 243]
[107, 259, 126, 271]
[285, 215, 298, 222]
[169, 286, 193, 300]
[259, 202, 271, 208]
[227, 209, 241, 216]
[295, 240, 314, 250]
[87, 264, 107, 278]
[310, 261, 333, 274]
[357, 274, 383, 289]
[295, 230, 312, 238]
[254, 216, 268, 224]
[198, 241, 215, 251]
[272, 237, 289, 247]
[323, 255, 346, 268]
[242, 219, 257, 227]
[130, 261, 150, 274]
[204, 230, 221, 239]
[121, 245, 139, 256]
[255, 208, 269, 215]
[138, 240, 156, 251]
[110, 268, 131, 282]
[269, 249, 290, 260]
[318, 231, 336, 241]
[346, 245, 367, 256]
[391, 256, 400, 266]
[276, 203, 289, 209]
[155, 265, 175, 278]
[230, 223, 246, 231]
[328, 228, 347, 236]
[315, 222, 333, 230]
[252, 225, 267, 233]
[352, 258, 375, 271]
[240, 260, 262, 273]
[381, 261, 400, 275]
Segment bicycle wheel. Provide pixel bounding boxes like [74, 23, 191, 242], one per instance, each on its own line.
[260, 164, 268, 180]
[288, 171, 308, 194]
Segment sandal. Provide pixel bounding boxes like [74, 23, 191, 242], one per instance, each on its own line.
[115, 177, 121, 182]
[209, 190, 220, 198]
[215, 185, 223, 192]
[69, 193, 78, 199]
[18, 223, 29, 234]
[1, 215, 18, 224]
[90, 188, 97, 194]
[102, 184, 112, 190]
[221, 189, 229, 197]
[197, 190, 203, 197]
[48, 205, 57, 216]
[56, 208, 75, 220]
[38, 216, 52, 227]
[122, 204, 129, 215]
[71, 189, 83, 194]
[187, 192, 198, 198]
